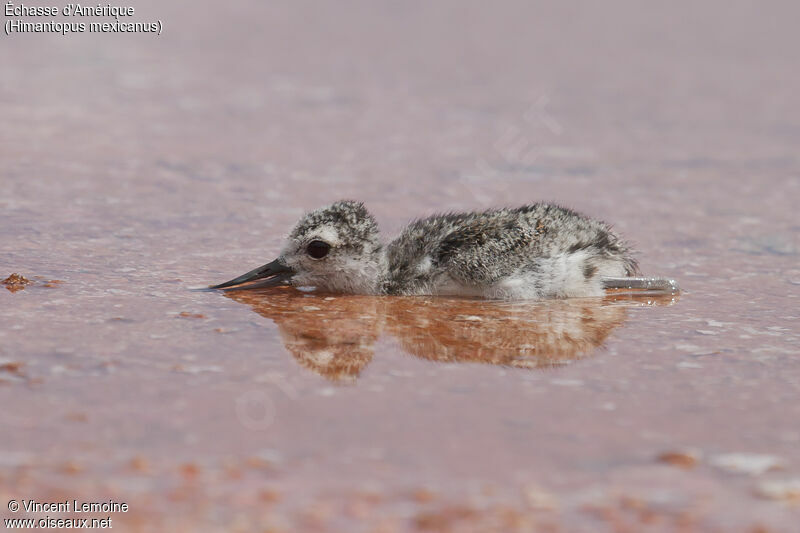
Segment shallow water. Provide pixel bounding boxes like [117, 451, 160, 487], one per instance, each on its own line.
[2, 1, 799, 531]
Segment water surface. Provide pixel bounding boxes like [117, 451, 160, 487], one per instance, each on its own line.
[2, 1, 799, 531]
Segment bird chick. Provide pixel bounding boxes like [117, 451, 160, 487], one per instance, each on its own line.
[211, 200, 678, 300]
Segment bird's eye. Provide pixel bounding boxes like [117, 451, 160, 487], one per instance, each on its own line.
[306, 240, 331, 259]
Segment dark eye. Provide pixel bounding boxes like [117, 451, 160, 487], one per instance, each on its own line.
[306, 240, 330, 259]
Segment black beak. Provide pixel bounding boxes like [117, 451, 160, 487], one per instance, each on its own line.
[209, 258, 295, 291]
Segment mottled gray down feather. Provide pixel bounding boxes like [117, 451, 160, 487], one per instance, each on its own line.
[268, 200, 639, 298]
[381, 203, 638, 294]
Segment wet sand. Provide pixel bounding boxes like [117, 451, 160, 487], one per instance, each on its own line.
[1, 1, 799, 531]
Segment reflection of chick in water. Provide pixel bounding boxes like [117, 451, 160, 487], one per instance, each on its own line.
[383, 298, 627, 369]
[229, 290, 382, 381]
[227, 289, 673, 381]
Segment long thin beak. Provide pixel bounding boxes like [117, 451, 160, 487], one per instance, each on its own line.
[209, 258, 295, 290]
